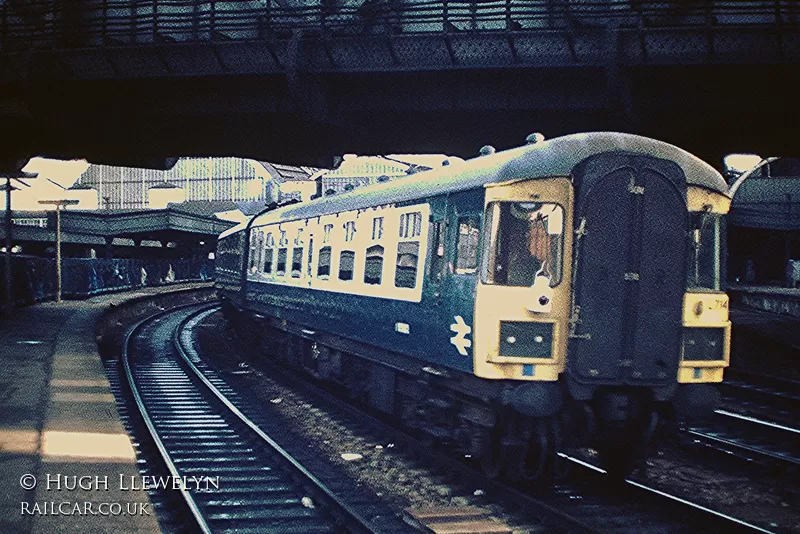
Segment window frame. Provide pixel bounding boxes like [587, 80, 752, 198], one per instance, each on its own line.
[276, 247, 288, 276]
[394, 240, 421, 289]
[480, 201, 566, 287]
[688, 212, 721, 291]
[344, 220, 357, 242]
[338, 250, 356, 281]
[263, 232, 275, 274]
[364, 244, 385, 285]
[426, 219, 447, 284]
[291, 246, 303, 278]
[372, 216, 384, 241]
[454, 215, 481, 275]
[317, 245, 332, 279]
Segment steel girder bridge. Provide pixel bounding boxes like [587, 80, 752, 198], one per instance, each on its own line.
[0, 0, 798, 168]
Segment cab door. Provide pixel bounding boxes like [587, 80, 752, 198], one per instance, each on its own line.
[438, 190, 484, 373]
[419, 196, 451, 365]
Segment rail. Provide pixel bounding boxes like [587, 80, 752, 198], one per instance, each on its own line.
[121, 304, 214, 533]
[174, 306, 381, 533]
[559, 453, 774, 533]
[121, 303, 382, 532]
[1, 1, 798, 50]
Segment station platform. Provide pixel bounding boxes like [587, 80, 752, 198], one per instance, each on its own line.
[728, 284, 800, 319]
[0, 284, 210, 534]
[728, 285, 800, 379]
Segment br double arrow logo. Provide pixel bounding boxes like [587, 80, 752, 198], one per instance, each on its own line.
[449, 315, 472, 356]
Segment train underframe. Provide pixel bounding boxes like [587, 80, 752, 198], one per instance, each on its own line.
[223, 299, 696, 481]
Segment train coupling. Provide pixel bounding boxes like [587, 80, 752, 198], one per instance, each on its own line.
[672, 383, 721, 421]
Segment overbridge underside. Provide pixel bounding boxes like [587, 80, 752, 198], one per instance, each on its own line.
[1, 2, 798, 168]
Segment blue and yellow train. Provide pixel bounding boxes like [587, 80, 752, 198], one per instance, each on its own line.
[216, 132, 731, 479]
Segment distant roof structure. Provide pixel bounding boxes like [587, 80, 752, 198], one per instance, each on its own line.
[150, 181, 181, 189]
[317, 154, 459, 181]
[258, 162, 320, 182]
[67, 182, 94, 190]
[234, 200, 277, 216]
[321, 155, 409, 178]
[166, 199, 274, 218]
[730, 157, 800, 230]
[3, 206, 236, 246]
[166, 200, 242, 217]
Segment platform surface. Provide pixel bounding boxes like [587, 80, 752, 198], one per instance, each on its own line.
[0, 285, 206, 533]
[729, 284, 800, 349]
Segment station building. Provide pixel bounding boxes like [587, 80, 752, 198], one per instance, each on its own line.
[72, 157, 320, 210]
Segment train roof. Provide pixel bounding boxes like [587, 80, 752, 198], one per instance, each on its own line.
[220, 132, 727, 238]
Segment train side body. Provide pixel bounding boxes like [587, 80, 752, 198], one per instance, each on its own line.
[216, 132, 731, 477]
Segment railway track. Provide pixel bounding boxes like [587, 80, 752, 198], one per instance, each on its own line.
[719, 368, 800, 414]
[122, 303, 396, 533]
[679, 369, 800, 470]
[685, 409, 800, 468]
[182, 306, 771, 534]
[556, 454, 774, 534]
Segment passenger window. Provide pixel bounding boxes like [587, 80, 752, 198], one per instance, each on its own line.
[248, 233, 258, 272]
[276, 248, 287, 276]
[399, 212, 422, 239]
[428, 220, 446, 283]
[264, 232, 274, 274]
[339, 250, 355, 281]
[317, 246, 332, 278]
[291, 247, 303, 278]
[395, 241, 420, 288]
[263, 248, 274, 274]
[455, 217, 480, 274]
[372, 217, 384, 240]
[364, 245, 384, 285]
[344, 221, 357, 242]
[254, 232, 264, 271]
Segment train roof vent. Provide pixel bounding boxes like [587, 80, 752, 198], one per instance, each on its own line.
[479, 145, 496, 157]
[526, 132, 546, 145]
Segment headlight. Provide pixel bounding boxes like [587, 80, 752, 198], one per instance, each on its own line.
[499, 321, 553, 358]
[682, 327, 724, 361]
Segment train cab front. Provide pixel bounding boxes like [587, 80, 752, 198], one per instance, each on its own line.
[562, 153, 731, 473]
[470, 150, 731, 478]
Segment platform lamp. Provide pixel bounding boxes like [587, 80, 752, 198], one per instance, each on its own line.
[2, 167, 38, 318]
[38, 199, 79, 303]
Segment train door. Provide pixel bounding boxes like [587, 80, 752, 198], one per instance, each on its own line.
[567, 153, 688, 401]
[419, 196, 453, 367]
[438, 190, 484, 373]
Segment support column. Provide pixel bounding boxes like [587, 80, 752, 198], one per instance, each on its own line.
[785, 229, 794, 288]
[104, 237, 114, 259]
[604, 24, 635, 127]
[4, 177, 12, 317]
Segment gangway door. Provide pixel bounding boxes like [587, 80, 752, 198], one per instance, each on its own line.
[567, 152, 688, 401]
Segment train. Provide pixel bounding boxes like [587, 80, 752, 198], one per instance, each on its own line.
[216, 132, 732, 480]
